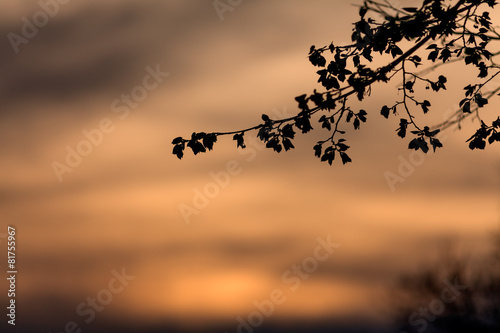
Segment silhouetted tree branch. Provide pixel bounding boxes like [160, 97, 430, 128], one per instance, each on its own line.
[392, 230, 500, 332]
[173, 0, 499, 165]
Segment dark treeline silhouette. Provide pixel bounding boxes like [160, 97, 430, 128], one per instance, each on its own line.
[391, 231, 500, 333]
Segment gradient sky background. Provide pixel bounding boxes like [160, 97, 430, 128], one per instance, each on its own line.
[0, 0, 499, 332]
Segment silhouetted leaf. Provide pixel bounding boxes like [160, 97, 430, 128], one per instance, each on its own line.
[353, 117, 361, 130]
[488, 132, 499, 144]
[469, 138, 486, 150]
[266, 137, 282, 152]
[463, 101, 471, 113]
[309, 45, 316, 55]
[282, 124, 296, 139]
[172, 137, 184, 145]
[340, 152, 352, 164]
[187, 138, 206, 155]
[430, 138, 443, 152]
[493, 117, 500, 129]
[409, 138, 429, 153]
[257, 126, 271, 142]
[295, 94, 309, 110]
[309, 50, 326, 67]
[421, 100, 431, 113]
[397, 119, 409, 138]
[310, 90, 324, 107]
[283, 138, 295, 151]
[359, 6, 368, 18]
[464, 84, 476, 97]
[173, 144, 185, 159]
[478, 62, 488, 78]
[358, 110, 367, 122]
[405, 81, 414, 91]
[362, 47, 373, 61]
[321, 150, 335, 165]
[390, 45, 403, 58]
[295, 113, 313, 134]
[337, 143, 349, 151]
[324, 77, 340, 90]
[439, 48, 452, 62]
[203, 134, 217, 151]
[353, 55, 360, 67]
[476, 94, 488, 107]
[428, 49, 439, 62]
[194, 132, 206, 141]
[233, 133, 246, 148]
[319, 115, 332, 131]
[314, 143, 322, 158]
[346, 111, 353, 123]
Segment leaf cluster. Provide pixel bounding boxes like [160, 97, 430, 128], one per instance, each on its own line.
[173, 0, 500, 166]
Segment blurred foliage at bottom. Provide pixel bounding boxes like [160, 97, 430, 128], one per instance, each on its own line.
[392, 231, 500, 333]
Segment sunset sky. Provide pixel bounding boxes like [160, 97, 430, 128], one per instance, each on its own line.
[0, 1, 499, 332]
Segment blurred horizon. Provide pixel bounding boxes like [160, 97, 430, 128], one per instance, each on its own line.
[0, 0, 499, 332]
